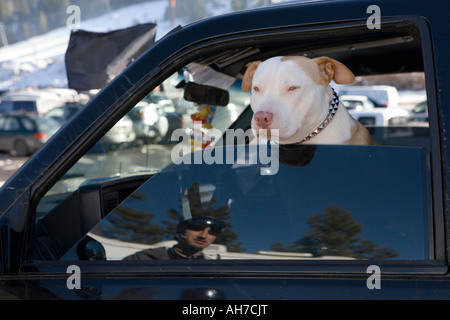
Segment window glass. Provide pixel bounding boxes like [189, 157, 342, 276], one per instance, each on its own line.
[4, 118, 20, 130]
[45, 107, 64, 120]
[0, 117, 6, 129]
[36, 71, 249, 201]
[61, 144, 431, 261]
[0, 100, 12, 113]
[21, 117, 36, 131]
[13, 101, 37, 113]
[33, 66, 250, 260]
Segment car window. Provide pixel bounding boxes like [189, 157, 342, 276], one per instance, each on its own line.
[35, 117, 59, 130]
[0, 100, 12, 113]
[61, 144, 431, 261]
[33, 68, 250, 260]
[37, 72, 248, 199]
[13, 101, 37, 113]
[3, 117, 20, 131]
[45, 107, 64, 120]
[31, 20, 436, 265]
[21, 117, 36, 131]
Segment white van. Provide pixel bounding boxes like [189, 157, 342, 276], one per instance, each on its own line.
[349, 108, 410, 126]
[337, 85, 399, 108]
[0, 90, 65, 114]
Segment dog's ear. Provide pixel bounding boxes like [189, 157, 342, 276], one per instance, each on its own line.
[313, 57, 355, 84]
[241, 61, 261, 92]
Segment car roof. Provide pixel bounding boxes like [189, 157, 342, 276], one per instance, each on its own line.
[3, 111, 45, 118]
[1, 95, 38, 101]
[340, 95, 372, 100]
[165, 0, 426, 79]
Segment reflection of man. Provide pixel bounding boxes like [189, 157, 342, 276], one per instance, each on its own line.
[123, 216, 224, 260]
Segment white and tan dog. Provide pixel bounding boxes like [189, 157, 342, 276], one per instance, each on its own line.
[241, 56, 377, 145]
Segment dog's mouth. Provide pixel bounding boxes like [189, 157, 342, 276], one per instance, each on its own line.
[253, 127, 285, 142]
[253, 123, 304, 144]
[253, 127, 272, 139]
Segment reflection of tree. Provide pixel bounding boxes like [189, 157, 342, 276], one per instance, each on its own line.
[271, 206, 398, 260]
[96, 190, 165, 244]
[96, 183, 245, 252]
[164, 182, 246, 252]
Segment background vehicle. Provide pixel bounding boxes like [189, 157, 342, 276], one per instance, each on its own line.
[127, 101, 169, 144]
[349, 108, 411, 126]
[0, 112, 60, 156]
[409, 100, 428, 123]
[44, 103, 84, 124]
[341, 94, 382, 110]
[337, 85, 400, 108]
[47, 103, 139, 150]
[0, 90, 65, 114]
[101, 114, 136, 150]
[0, 0, 448, 302]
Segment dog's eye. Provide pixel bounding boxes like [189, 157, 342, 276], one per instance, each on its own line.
[288, 86, 300, 92]
[253, 86, 260, 92]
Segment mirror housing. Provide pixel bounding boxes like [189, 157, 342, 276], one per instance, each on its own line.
[76, 236, 106, 260]
[184, 82, 229, 106]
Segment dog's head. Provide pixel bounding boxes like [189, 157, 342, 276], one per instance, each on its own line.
[241, 56, 354, 143]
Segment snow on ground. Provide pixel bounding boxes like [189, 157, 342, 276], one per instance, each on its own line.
[0, 0, 236, 91]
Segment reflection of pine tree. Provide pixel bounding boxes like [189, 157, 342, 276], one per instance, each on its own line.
[163, 182, 246, 252]
[95, 183, 245, 252]
[272, 206, 398, 260]
[96, 190, 165, 244]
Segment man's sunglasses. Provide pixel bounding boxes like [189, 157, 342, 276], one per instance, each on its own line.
[183, 217, 225, 235]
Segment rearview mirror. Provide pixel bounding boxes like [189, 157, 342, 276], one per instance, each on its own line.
[184, 82, 229, 106]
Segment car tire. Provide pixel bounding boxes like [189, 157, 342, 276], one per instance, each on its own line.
[12, 139, 30, 157]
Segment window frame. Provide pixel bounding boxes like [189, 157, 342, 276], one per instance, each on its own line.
[25, 16, 447, 277]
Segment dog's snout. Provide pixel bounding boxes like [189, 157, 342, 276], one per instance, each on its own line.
[254, 111, 273, 128]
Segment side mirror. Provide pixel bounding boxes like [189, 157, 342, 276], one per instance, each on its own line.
[184, 82, 229, 106]
[76, 236, 106, 260]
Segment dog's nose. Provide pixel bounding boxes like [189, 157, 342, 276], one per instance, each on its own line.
[254, 111, 273, 128]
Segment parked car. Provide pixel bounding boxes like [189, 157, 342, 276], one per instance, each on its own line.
[101, 114, 136, 149]
[341, 95, 382, 110]
[409, 100, 428, 123]
[0, 112, 60, 156]
[0, 90, 65, 115]
[136, 92, 184, 143]
[337, 85, 400, 108]
[127, 101, 169, 143]
[349, 108, 411, 126]
[44, 103, 84, 124]
[0, 0, 450, 302]
[47, 104, 137, 150]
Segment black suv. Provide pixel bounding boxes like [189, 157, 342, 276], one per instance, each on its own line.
[0, 0, 448, 302]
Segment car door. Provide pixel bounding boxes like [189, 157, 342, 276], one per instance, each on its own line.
[0, 1, 448, 302]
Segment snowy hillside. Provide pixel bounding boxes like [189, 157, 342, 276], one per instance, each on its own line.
[0, 0, 238, 91]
